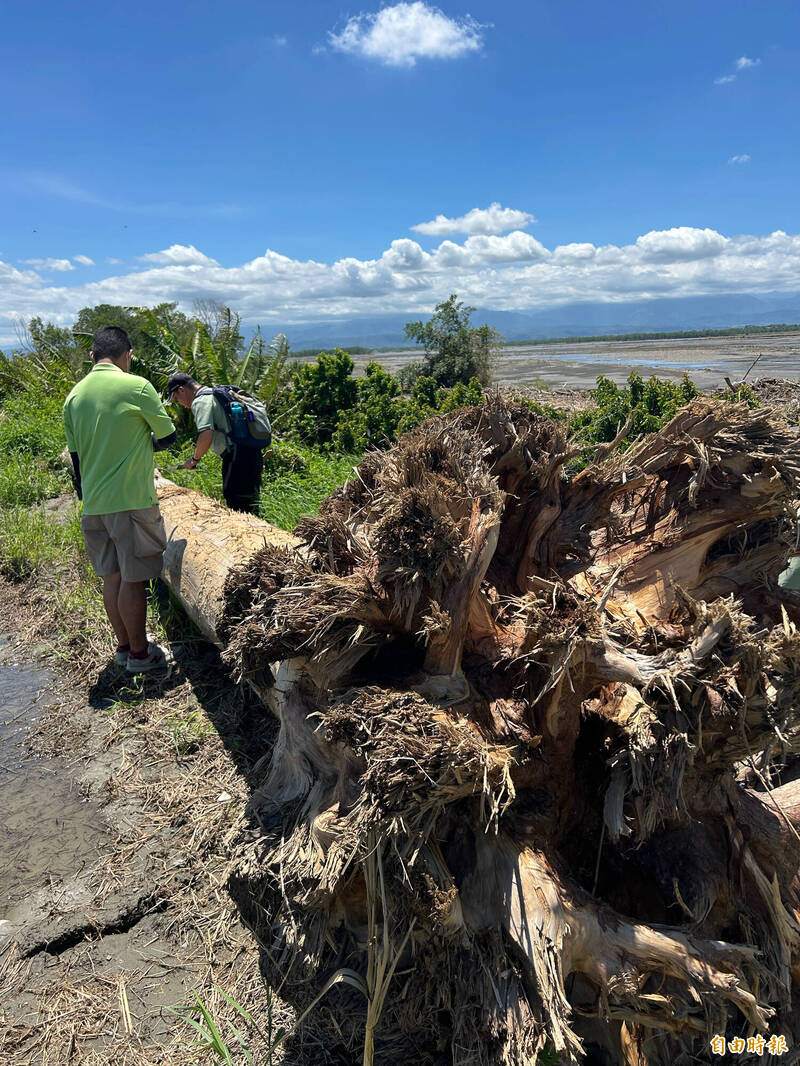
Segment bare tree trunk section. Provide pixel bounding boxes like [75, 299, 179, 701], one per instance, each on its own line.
[155, 476, 298, 642]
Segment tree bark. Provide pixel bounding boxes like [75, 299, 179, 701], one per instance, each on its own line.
[154, 475, 298, 642]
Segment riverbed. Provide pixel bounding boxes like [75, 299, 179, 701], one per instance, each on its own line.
[356, 331, 800, 391]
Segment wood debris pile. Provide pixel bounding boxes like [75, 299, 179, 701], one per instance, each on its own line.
[216, 397, 800, 1064]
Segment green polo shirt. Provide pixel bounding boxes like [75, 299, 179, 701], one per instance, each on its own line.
[191, 388, 230, 455]
[63, 363, 175, 516]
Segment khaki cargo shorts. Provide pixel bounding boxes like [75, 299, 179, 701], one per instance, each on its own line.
[81, 505, 167, 582]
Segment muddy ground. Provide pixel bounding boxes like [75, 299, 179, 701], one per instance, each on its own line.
[360, 330, 800, 391]
[0, 578, 289, 1066]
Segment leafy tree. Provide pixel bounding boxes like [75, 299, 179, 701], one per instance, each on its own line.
[21, 318, 87, 389]
[332, 362, 403, 452]
[403, 295, 502, 387]
[74, 302, 195, 373]
[286, 349, 358, 445]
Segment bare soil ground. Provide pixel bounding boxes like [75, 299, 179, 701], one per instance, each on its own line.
[0, 578, 291, 1066]
[364, 331, 800, 391]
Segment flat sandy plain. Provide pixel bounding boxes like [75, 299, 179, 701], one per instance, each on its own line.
[360, 331, 800, 392]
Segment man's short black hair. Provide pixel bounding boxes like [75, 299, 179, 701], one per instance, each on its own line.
[92, 326, 132, 363]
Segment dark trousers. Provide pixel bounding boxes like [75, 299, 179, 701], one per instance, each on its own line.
[221, 446, 263, 515]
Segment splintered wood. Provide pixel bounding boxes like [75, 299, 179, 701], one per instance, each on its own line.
[159, 399, 800, 1065]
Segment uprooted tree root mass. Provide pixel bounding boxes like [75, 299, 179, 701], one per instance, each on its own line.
[220, 397, 800, 1064]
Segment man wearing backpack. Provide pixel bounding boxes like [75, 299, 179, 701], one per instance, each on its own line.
[166, 372, 267, 515]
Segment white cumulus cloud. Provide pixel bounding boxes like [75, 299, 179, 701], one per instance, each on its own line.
[73, 254, 95, 266]
[412, 203, 535, 237]
[729, 154, 751, 164]
[736, 56, 760, 69]
[3, 225, 800, 348]
[552, 243, 597, 262]
[22, 257, 75, 272]
[636, 227, 729, 262]
[434, 232, 549, 267]
[329, 2, 485, 67]
[138, 244, 219, 266]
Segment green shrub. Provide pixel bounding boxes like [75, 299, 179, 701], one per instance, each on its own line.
[722, 382, 759, 407]
[437, 377, 484, 413]
[516, 397, 569, 421]
[262, 440, 311, 479]
[570, 371, 698, 452]
[332, 362, 403, 452]
[284, 349, 358, 445]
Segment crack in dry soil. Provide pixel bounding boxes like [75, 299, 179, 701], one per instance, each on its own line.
[0, 578, 291, 1066]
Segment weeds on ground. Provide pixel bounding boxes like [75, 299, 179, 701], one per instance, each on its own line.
[0, 507, 84, 581]
[259, 447, 358, 530]
[171, 985, 287, 1066]
[169, 707, 213, 757]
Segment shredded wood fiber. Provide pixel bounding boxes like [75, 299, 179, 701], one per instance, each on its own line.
[220, 397, 800, 1064]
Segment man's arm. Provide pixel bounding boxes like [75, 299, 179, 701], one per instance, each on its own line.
[182, 429, 214, 469]
[69, 452, 83, 500]
[138, 381, 176, 440]
[152, 429, 177, 452]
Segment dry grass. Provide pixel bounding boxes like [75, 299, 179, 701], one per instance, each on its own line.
[0, 560, 294, 1066]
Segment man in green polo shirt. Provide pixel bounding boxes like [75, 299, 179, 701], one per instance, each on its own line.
[63, 326, 177, 673]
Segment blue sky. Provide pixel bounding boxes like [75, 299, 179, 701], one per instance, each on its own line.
[0, 0, 798, 342]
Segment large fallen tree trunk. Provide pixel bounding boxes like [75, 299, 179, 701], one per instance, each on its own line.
[159, 399, 800, 1065]
[155, 475, 298, 641]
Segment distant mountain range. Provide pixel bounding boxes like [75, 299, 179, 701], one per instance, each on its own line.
[283, 292, 800, 350]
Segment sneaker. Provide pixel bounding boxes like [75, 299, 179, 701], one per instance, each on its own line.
[113, 647, 130, 667]
[126, 642, 170, 674]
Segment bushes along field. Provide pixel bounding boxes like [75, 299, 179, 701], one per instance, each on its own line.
[0, 299, 754, 583]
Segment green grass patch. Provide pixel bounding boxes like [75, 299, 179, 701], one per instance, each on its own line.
[166, 440, 359, 532]
[0, 390, 69, 462]
[259, 447, 358, 530]
[0, 390, 72, 507]
[166, 443, 225, 502]
[0, 454, 70, 507]
[0, 507, 84, 581]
